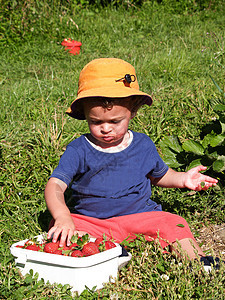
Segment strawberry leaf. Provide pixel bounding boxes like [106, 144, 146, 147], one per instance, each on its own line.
[176, 224, 185, 228]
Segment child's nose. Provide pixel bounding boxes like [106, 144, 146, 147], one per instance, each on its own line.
[101, 123, 111, 133]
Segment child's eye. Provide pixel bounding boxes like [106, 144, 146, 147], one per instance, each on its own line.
[91, 120, 101, 125]
[111, 120, 120, 124]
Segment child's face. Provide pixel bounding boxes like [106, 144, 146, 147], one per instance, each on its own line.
[83, 101, 134, 148]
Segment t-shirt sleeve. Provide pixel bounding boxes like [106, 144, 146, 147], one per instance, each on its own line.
[150, 159, 169, 178]
[146, 138, 169, 178]
[50, 145, 80, 186]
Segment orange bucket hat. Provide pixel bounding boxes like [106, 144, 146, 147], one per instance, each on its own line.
[66, 58, 153, 119]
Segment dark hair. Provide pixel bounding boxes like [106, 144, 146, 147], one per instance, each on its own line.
[81, 95, 147, 116]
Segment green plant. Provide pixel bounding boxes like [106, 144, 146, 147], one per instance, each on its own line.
[159, 77, 225, 183]
[159, 0, 219, 14]
[1, 2, 225, 298]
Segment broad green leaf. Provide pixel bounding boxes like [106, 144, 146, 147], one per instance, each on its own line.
[206, 150, 219, 160]
[160, 135, 183, 153]
[202, 133, 225, 148]
[212, 156, 225, 172]
[186, 159, 202, 171]
[209, 134, 225, 147]
[182, 140, 204, 155]
[202, 134, 211, 148]
[164, 159, 183, 168]
[161, 147, 183, 168]
[220, 122, 225, 134]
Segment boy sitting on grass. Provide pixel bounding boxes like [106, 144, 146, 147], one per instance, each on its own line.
[45, 58, 221, 270]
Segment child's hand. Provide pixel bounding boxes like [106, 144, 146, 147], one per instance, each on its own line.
[47, 215, 91, 247]
[47, 214, 76, 247]
[183, 165, 218, 191]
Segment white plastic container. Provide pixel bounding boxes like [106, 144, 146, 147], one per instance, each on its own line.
[10, 235, 123, 294]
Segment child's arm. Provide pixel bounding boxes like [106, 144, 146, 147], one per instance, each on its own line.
[45, 177, 81, 247]
[149, 165, 218, 191]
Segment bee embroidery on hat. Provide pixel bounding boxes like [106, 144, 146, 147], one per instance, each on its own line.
[115, 74, 136, 84]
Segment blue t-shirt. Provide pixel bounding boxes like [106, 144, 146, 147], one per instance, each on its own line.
[51, 131, 169, 218]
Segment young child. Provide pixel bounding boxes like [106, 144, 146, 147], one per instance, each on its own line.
[45, 58, 219, 269]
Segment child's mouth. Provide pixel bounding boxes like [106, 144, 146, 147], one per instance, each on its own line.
[102, 136, 114, 142]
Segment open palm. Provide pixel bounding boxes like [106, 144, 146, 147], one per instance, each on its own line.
[184, 165, 218, 191]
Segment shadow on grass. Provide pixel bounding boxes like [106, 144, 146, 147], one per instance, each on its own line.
[38, 210, 52, 232]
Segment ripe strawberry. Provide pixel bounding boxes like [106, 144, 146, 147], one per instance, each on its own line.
[95, 237, 104, 247]
[25, 244, 41, 251]
[61, 244, 70, 251]
[71, 250, 84, 257]
[82, 242, 100, 256]
[44, 241, 59, 253]
[16, 245, 24, 248]
[104, 241, 116, 250]
[53, 249, 63, 255]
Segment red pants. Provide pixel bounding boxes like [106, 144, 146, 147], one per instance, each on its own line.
[49, 211, 195, 248]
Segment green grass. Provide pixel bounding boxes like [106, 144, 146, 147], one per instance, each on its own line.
[0, 1, 225, 298]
